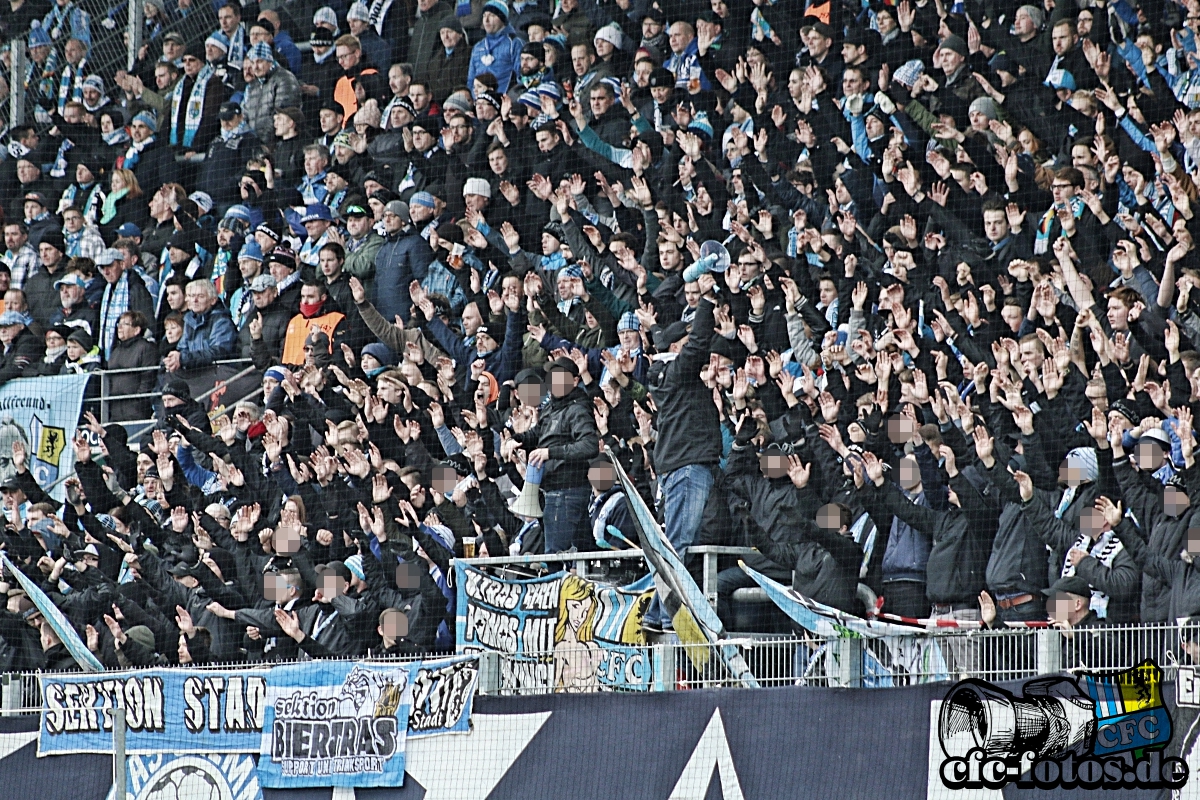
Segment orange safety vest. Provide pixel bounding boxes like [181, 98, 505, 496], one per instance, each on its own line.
[333, 66, 378, 121]
[281, 310, 345, 365]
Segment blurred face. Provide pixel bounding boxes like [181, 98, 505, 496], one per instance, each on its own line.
[1059, 456, 1089, 487]
[1166, 487, 1191, 517]
[1135, 440, 1166, 471]
[516, 379, 543, 407]
[897, 456, 921, 490]
[550, 369, 577, 397]
[759, 453, 787, 479]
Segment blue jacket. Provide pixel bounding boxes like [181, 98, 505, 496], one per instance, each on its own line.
[374, 228, 433, 323]
[273, 30, 303, 74]
[425, 309, 525, 389]
[178, 305, 237, 369]
[468, 25, 523, 95]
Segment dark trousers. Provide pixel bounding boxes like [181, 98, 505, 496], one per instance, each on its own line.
[542, 486, 592, 553]
[881, 580, 929, 619]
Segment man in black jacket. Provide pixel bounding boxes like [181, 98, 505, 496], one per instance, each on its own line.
[0, 311, 45, 383]
[515, 356, 599, 553]
[642, 273, 721, 632]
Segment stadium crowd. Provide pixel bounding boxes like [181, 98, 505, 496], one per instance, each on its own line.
[2, 0, 1200, 670]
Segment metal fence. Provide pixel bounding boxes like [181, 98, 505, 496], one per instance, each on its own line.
[467, 622, 1198, 696]
[0, 623, 1193, 711]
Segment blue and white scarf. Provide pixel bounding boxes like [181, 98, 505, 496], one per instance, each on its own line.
[99, 271, 131, 358]
[56, 59, 86, 115]
[226, 24, 247, 69]
[62, 182, 104, 222]
[170, 65, 215, 147]
[1034, 195, 1085, 255]
[117, 134, 154, 170]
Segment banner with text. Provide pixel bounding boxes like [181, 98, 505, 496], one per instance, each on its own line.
[36, 656, 477, 766]
[455, 563, 655, 692]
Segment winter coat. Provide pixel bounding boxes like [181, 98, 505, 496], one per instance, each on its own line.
[647, 298, 722, 476]
[198, 128, 264, 206]
[515, 384, 599, 491]
[242, 66, 301, 145]
[373, 228, 433, 323]
[467, 25, 523, 95]
[178, 305, 237, 370]
[105, 333, 159, 421]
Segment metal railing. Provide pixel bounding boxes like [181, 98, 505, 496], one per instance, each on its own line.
[468, 622, 1199, 695]
[1, 624, 1194, 708]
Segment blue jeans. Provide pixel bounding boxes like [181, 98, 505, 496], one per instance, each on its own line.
[542, 486, 592, 553]
[647, 464, 714, 628]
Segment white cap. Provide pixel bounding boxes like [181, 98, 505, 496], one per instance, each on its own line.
[347, 2, 370, 21]
[188, 191, 213, 215]
[463, 177, 492, 198]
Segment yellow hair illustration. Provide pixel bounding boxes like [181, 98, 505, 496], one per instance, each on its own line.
[554, 575, 598, 644]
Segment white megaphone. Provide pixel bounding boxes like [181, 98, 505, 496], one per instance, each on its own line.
[682, 240, 731, 283]
[511, 460, 544, 518]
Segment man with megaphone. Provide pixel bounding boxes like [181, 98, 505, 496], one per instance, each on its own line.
[640, 270, 722, 635]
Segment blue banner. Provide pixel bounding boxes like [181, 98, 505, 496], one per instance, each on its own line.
[455, 564, 657, 692]
[127, 752, 262, 800]
[0, 374, 91, 499]
[37, 657, 477, 767]
[258, 661, 411, 787]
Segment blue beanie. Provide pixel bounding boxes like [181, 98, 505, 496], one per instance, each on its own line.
[618, 312, 640, 332]
[238, 241, 263, 262]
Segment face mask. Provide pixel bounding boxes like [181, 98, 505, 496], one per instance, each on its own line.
[300, 300, 323, 317]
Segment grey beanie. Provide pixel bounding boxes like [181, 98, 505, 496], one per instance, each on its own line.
[969, 96, 998, 121]
[1018, 5, 1045, 30]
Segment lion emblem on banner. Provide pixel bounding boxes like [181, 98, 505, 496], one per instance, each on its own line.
[337, 664, 407, 718]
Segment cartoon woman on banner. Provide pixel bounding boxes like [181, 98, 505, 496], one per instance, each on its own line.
[554, 575, 602, 692]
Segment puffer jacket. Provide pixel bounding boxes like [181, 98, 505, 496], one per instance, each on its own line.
[517, 384, 598, 491]
[242, 66, 301, 145]
[1116, 519, 1200, 623]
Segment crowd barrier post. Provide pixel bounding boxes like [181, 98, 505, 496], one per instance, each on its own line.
[1035, 628, 1062, 675]
[9, 37, 26, 129]
[477, 650, 501, 696]
[126, 0, 143, 72]
[112, 707, 126, 800]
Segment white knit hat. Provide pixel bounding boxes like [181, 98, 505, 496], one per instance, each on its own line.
[463, 178, 492, 198]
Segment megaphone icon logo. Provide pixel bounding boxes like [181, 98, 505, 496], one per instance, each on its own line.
[937, 660, 1186, 791]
